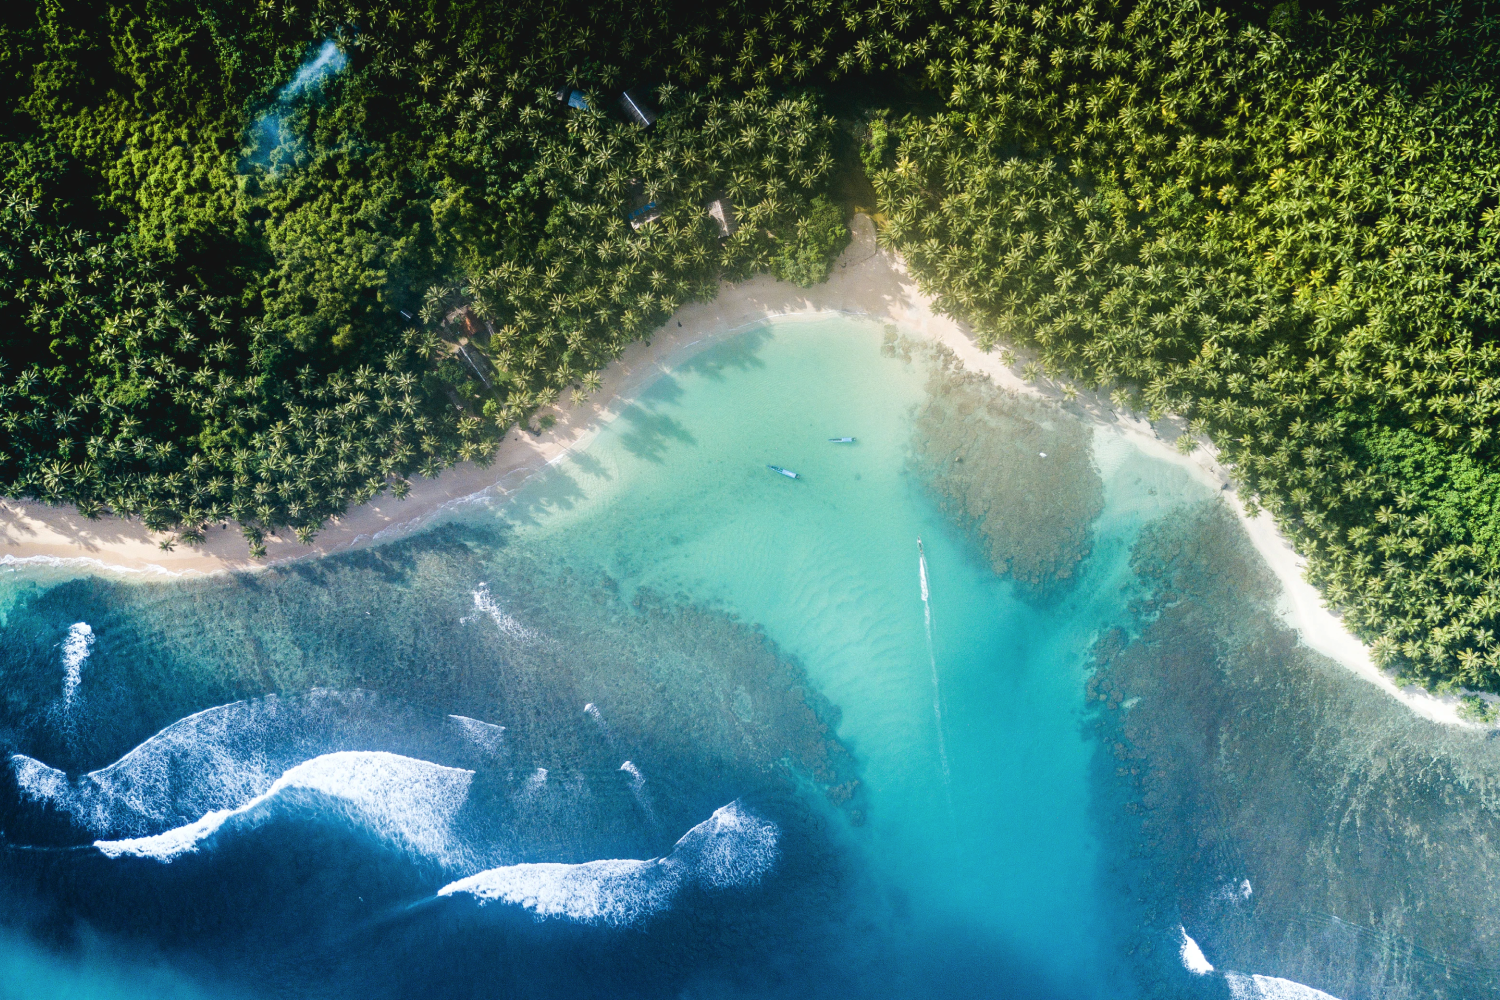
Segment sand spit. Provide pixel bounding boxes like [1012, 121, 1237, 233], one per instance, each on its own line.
[0, 216, 1475, 725]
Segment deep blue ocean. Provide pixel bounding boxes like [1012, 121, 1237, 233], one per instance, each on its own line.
[3, 318, 1499, 1000]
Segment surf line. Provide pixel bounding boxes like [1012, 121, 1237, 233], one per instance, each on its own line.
[918, 537, 954, 796]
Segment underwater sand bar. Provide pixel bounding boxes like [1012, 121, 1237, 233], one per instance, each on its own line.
[0, 216, 1470, 725]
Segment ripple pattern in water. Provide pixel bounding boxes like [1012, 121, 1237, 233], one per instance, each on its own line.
[1, 317, 1497, 1000]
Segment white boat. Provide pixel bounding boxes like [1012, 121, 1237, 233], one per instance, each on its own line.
[828, 437, 856, 443]
[766, 465, 799, 479]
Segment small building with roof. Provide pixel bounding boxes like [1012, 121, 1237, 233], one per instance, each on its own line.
[624, 177, 662, 230]
[618, 89, 658, 128]
[706, 197, 739, 238]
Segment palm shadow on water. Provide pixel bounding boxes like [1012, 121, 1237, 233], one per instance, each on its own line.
[566, 451, 613, 483]
[604, 328, 776, 464]
[496, 465, 595, 529]
[671, 326, 773, 383]
[614, 400, 699, 464]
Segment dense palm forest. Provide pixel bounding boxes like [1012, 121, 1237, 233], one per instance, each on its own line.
[0, 0, 852, 554]
[2, 0, 1498, 693]
[860, 0, 1500, 695]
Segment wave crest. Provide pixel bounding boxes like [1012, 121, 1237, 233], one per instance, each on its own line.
[1225, 972, 1341, 1000]
[437, 800, 778, 926]
[94, 751, 474, 865]
[60, 622, 94, 708]
[10, 689, 429, 837]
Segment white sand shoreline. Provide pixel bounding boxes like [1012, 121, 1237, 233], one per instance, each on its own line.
[0, 216, 1478, 726]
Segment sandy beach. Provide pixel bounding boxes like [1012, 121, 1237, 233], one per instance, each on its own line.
[0, 215, 1478, 725]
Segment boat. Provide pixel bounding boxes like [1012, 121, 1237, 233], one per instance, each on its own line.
[828, 437, 856, 443]
[766, 465, 799, 479]
[917, 536, 924, 557]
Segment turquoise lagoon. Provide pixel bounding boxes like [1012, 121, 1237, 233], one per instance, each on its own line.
[2, 317, 1500, 1000]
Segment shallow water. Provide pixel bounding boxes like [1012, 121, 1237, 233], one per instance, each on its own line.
[2, 317, 1499, 999]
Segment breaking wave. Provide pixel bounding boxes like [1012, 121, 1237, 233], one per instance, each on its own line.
[619, 760, 658, 827]
[437, 800, 779, 926]
[1178, 925, 1214, 975]
[60, 622, 94, 709]
[449, 715, 507, 756]
[93, 751, 474, 865]
[440, 857, 681, 927]
[466, 583, 541, 643]
[1224, 972, 1341, 1000]
[10, 689, 424, 837]
[1174, 922, 1336, 998]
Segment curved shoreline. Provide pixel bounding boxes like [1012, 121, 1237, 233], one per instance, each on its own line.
[0, 216, 1478, 726]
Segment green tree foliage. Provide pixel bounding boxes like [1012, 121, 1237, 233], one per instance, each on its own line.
[4, 0, 1499, 690]
[858, 0, 1500, 689]
[0, 0, 850, 551]
[772, 194, 852, 286]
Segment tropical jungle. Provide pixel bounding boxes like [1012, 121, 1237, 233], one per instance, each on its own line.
[1, 0, 1498, 695]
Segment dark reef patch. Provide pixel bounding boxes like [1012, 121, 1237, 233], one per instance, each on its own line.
[1088, 501, 1500, 999]
[0, 522, 861, 834]
[894, 330, 1104, 600]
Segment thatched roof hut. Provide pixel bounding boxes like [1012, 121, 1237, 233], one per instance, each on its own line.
[706, 197, 739, 238]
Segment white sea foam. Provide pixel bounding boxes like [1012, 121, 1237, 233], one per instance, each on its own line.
[675, 798, 780, 889]
[1225, 972, 1341, 1000]
[0, 553, 182, 577]
[1178, 925, 1214, 974]
[10, 689, 395, 837]
[466, 583, 541, 643]
[438, 800, 778, 926]
[449, 715, 507, 755]
[439, 857, 679, 926]
[1214, 878, 1254, 902]
[94, 751, 474, 864]
[584, 702, 620, 752]
[10, 755, 69, 802]
[916, 541, 952, 790]
[59, 622, 94, 708]
[619, 761, 658, 827]
[518, 767, 549, 799]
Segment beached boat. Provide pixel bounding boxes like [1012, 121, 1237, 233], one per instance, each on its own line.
[766, 465, 799, 479]
[828, 437, 856, 443]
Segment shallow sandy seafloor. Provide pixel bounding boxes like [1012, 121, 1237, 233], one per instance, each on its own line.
[0, 216, 1477, 726]
[3, 310, 1500, 1000]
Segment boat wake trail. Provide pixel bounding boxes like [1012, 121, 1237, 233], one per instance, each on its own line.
[917, 538, 953, 793]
